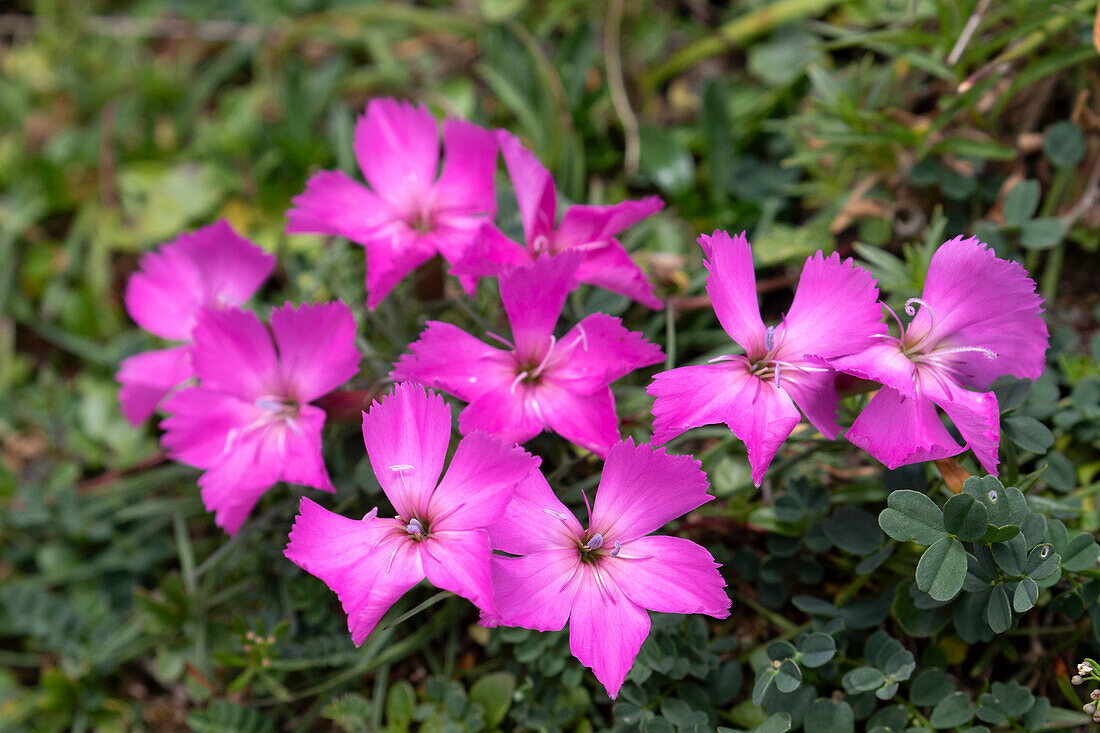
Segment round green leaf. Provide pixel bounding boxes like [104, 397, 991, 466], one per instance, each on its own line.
[910, 669, 955, 706]
[986, 585, 1012, 633]
[842, 666, 886, 693]
[930, 692, 975, 728]
[943, 494, 988, 541]
[825, 506, 884, 556]
[1003, 179, 1040, 225]
[1025, 544, 1059, 579]
[879, 490, 947, 545]
[1013, 577, 1039, 613]
[775, 659, 803, 693]
[798, 633, 836, 668]
[1043, 120, 1086, 169]
[804, 699, 854, 733]
[915, 537, 967, 602]
[1018, 218, 1067, 251]
[1061, 533, 1100, 572]
[469, 672, 516, 728]
[753, 713, 793, 733]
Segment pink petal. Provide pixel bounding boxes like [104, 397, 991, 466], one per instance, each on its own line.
[355, 98, 440, 210]
[177, 220, 277, 308]
[568, 571, 650, 699]
[419, 528, 496, 614]
[498, 131, 556, 245]
[778, 251, 885, 360]
[433, 118, 497, 218]
[361, 383, 452, 519]
[777, 365, 842, 439]
[649, 361, 802, 485]
[483, 550, 581, 630]
[574, 239, 663, 309]
[487, 471, 584, 556]
[458, 382, 545, 446]
[271, 301, 360, 404]
[846, 387, 963, 470]
[548, 313, 664, 394]
[829, 341, 918, 398]
[699, 231, 767, 357]
[285, 498, 425, 645]
[420, 217, 484, 271]
[363, 227, 437, 310]
[117, 345, 192, 425]
[160, 387, 259, 469]
[499, 252, 580, 359]
[602, 535, 730, 618]
[190, 307, 279, 399]
[428, 431, 540, 532]
[276, 404, 337, 492]
[589, 438, 712, 542]
[922, 375, 1001, 475]
[533, 383, 621, 457]
[197, 430, 280, 535]
[391, 321, 514, 403]
[285, 169, 398, 240]
[910, 236, 1048, 391]
[555, 197, 663, 250]
[452, 222, 529, 279]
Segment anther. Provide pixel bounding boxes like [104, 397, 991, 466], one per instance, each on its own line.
[585, 533, 604, 550]
[405, 518, 425, 536]
[256, 397, 283, 412]
[286, 417, 303, 437]
[608, 541, 621, 557]
[765, 325, 775, 351]
[543, 508, 570, 523]
[390, 464, 414, 473]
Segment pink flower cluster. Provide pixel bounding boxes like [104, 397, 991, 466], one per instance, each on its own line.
[118, 96, 1049, 698]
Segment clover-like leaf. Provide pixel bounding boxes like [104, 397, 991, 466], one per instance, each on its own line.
[879, 490, 946, 545]
[943, 494, 989, 541]
[916, 537, 967, 602]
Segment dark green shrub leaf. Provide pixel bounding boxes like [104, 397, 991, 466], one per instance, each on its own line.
[752, 713, 793, 733]
[775, 660, 803, 693]
[856, 544, 894, 574]
[470, 672, 515, 728]
[753, 667, 778, 706]
[1003, 180, 1040, 225]
[986, 585, 1013, 633]
[991, 534, 1027, 575]
[916, 537, 966, 601]
[1018, 218, 1066, 250]
[386, 680, 416, 730]
[929, 692, 975, 728]
[879, 491, 946, 545]
[1062, 533, 1100, 572]
[910, 669, 955, 706]
[943, 494, 988, 541]
[976, 692, 1007, 724]
[1013, 577, 1039, 613]
[825, 506, 884, 556]
[1043, 121, 1086, 169]
[1025, 544, 1059, 579]
[798, 633, 836, 668]
[804, 699, 854, 733]
[842, 666, 886, 693]
[991, 680, 1034, 716]
[977, 524, 1020, 543]
[1003, 415, 1056, 451]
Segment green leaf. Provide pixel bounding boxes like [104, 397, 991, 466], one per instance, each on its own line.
[915, 537, 967, 602]
[986, 585, 1013, 633]
[977, 524, 1021, 543]
[753, 667, 778, 706]
[1061, 533, 1100, 572]
[470, 672, 516, 728]
[1018, 218, 1067, 250]
[1013, 577, 1039, 612]
[322, 694, 373, 733]
[991, 680, 1034, 716]
[804, 699, 854, 733]
[910, 669, 955, 706]
[798, 633, 836, 668]
[879, 490, 947, 545]
[386, 680, 416, 730]
[639, 126, 695, 197]
[991, 534, 1027, 575]
[1043, 121, 1086, 169]
[1003, 180, 1041, 226]
[842, 666, 886, 693]
[976, 692, 1007, 724]
[775, 659, 803, 693]
[752, 713, 793, 733]
[1003, 415, 1055, 452]
[930, 692, 975, 728]
[825, 506, 884, 556]
[943, 494, 989, 541]
[1025, 544, 1059, 579]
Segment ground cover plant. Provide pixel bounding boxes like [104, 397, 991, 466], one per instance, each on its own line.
[3, 0, 1100, 731]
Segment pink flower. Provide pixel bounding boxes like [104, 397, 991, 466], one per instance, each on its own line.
[284, 383, 540, 644]
[392, 252, 664, 456]
[117, 220, 276, 425]
[831, 236, 1048, 474]
[648, 231, 884, 486]
[454, 132, 664, 309]
[160, 301, 359, 535]
[482, 439, 729, 699]
[286, 98, 497, 309]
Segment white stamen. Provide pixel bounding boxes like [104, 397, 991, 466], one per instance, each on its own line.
[543, 508, 571, 523]
[222, 428, 240, 455]
[932, 345, 999, 360]
[486, 331, 515, 349]
[286, 416, 303, 436]
[530, 336, 557, 378]
[390, 464, 414, 473]
[510, 371, 529, 395]
[362, 507, 378, 521]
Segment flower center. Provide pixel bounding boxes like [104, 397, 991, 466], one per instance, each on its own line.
[405, 517, 429, 541]
[578, 532, 621, 565]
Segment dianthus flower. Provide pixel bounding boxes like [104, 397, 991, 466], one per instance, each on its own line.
[482, 439, 729, 699]
[831, 236, 1047, 474]
[392, 252, 663, 456]
[284, 383, 539, 644]
[286, 98, 497, 309]
[161, 302, 359, 535]
[117, 220, 275, 425]
[648, 231, 884, 485]
[455, 131, 664, 309]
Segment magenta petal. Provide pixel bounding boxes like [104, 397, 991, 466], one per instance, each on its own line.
[603, 535, 730, 618]
[419, 528, 496, 614]
[391, 321, 513, 403]
[161, 388, 259, 469]
[534, 383, 621, 457]
[499, 252, 580, 358]
[270, 301, 359, 404]
[574, 239, 663, 309]
[487, 471, 583, 556]
[910, 237, 1047, 390]
[498, 131, 556, 244]
[285, 169, 397, 240]
[847, 387, 963, 469]
[364, 228, 436, 310]
[433, 118, 497, 218]
[429, 431, 540, 532]
[829, 341, 918, 398]
[555, 198, 663, 251]
[117, 345, 192, 425]
[458, 383, 545, 446]
[178, 220, 276, 306]
[779, 251, 884, 360]
[277, 404, 336, 492]
[589, 438, 711, 542]
[285, 498, 425, 645]
[779, 366, 842, 439]
[568, 572, 650, 700]
[354, 98, 439, 209]
[190, 307, 279, 398]
[452, 222, 529, 279]
[484, 550, 581, 630]
[549, 313, 664, 394]
[197, 430, 280, 535]
[923, 377, 1002, 475]
[361, 383, 452, 519]
[699, 231, 767, 357]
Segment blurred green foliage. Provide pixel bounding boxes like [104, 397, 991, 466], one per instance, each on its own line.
[3, 0, 1100, 730]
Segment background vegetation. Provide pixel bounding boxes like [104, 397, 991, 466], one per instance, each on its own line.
[2, 0, 1100, 730]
